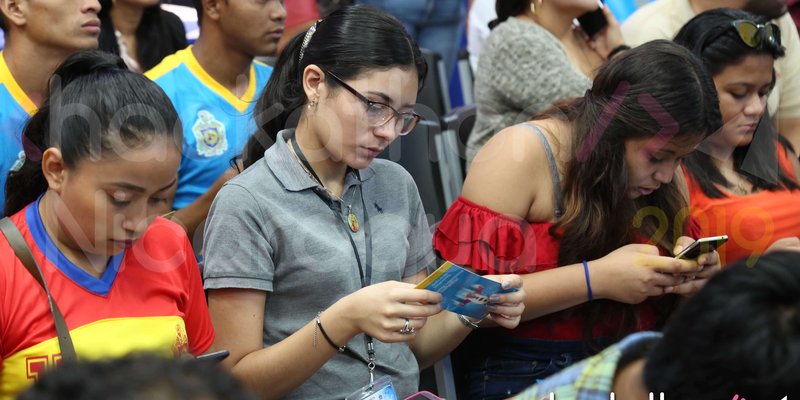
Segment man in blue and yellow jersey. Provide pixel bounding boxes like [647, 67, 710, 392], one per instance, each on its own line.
[146, 0, 285, 238]
[0, 0, 101, 214]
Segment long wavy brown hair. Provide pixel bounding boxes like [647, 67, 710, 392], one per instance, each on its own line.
[541, 40, 722, 347]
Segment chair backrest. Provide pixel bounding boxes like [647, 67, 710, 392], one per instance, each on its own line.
[417, 48, 452, 116]
[456, 49, 475, 105]
[443, 104, 477, 178]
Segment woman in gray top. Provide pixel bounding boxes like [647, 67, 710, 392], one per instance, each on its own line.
[467, 0, 626, 166]
[201, 6, 525, 400]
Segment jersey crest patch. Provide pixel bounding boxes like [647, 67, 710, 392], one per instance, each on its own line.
[192, 110, 228, 157]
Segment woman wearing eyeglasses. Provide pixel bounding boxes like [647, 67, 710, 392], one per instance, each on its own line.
[674, 8, 800, 266]
[199, 6, 526, 400]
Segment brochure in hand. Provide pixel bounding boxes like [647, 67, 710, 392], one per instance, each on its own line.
[414, 261, 516, 319]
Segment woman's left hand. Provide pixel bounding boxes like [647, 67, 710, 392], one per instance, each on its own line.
[482, 274, 525, 329]
[668, 237, 722, 297]
[584, 5, 625, 59]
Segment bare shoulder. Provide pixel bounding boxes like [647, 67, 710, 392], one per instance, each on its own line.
[462, 122, 559, 218]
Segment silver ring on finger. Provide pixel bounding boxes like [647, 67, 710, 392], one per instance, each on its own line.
[399, 318, 414, 334]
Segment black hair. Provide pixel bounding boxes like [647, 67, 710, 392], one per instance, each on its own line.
[674, 8, 798, 198]
[4, 50, 182, 216]
[552, 39, 721, 266]
[0, 11, 7, 33]
[644, 251, 800, 398]
[674, 8, 785, 75]
[192, 0, 203, 24]
[489, 0, 529, 29]
[542, 40, 721, 347]
[18, 353, 257, 400]
[241, 5, 427, 168]
[98, 0, 187, 71]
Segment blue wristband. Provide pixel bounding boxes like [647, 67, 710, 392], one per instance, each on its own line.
[582, 260, 593, 301]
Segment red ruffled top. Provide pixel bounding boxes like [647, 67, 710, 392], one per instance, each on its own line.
[433, 196, 700, 340]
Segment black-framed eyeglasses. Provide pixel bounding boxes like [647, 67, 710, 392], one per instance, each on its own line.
[322, 69, 421, 136]
[703, 20, 782, 51]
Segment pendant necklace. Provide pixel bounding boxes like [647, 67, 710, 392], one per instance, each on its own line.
[731, 178, 751, 196]
[289, 135, 360, 233]
[722, 166, 752, 196]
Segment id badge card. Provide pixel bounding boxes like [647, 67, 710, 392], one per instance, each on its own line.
[346, 375, 398, 400]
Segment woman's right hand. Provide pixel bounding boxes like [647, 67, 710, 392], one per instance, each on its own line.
[339, 281, 443, 343]
[590, 244, 701, 304]
[585, 5, 625, 59]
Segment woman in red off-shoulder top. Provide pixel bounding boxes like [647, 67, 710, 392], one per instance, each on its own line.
[434, 41, 723, 400]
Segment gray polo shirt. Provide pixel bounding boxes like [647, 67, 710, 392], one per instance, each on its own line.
[202, 129, 435, 399]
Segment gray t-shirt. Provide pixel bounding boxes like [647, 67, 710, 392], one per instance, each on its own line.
[467, 17, 591, 166]
[202, 130, 435, 399]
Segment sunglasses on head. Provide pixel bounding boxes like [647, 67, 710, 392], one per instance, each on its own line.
[730, 20, 781, 49]
[701, 20, 782, 52]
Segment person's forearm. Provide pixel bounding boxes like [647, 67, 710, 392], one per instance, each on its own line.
[230, 303, 360, 399]
[518, 262, 596, 321]
[408, 311, 471, 369]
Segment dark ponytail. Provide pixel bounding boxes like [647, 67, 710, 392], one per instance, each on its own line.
[489, 0, 529, 30]
[242, 32, 306, 168]
[4, 50, 181, 216]
[242, 5, 427, 168]
[6, 117, 49, 218]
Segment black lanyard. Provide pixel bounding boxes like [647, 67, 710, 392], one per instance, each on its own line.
[290, 135, 377, 381]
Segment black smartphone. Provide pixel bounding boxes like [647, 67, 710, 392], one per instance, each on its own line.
[577, 1, 608, 39]
[196, 349, 230, 363]
[674, 235, 729, 260]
